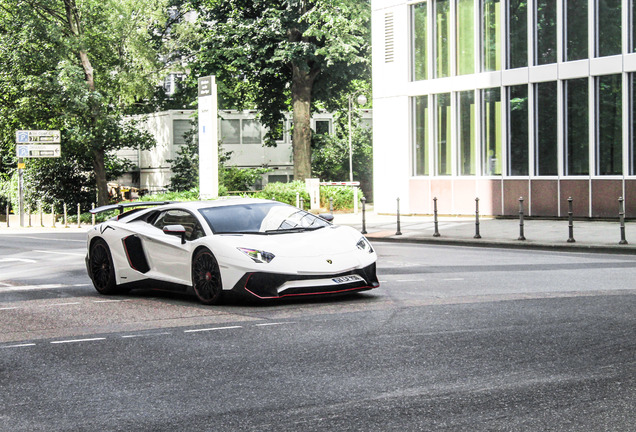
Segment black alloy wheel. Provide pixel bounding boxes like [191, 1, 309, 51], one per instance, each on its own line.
[192, 249, 223, 305]
[89, 239, 118, 294]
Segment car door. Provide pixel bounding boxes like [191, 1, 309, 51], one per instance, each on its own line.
[140, 209, 205, 286]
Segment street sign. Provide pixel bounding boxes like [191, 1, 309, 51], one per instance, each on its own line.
[15, 144, 61, 158]
[15, 130, 61, 143]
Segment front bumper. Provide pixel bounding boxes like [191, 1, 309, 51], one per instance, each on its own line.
[232, 263, 379, 299]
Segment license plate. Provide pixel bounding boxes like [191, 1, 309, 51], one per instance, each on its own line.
[332, 275, 364, 284]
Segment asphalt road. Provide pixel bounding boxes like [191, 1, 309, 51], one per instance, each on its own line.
[0, 232, 634, 431]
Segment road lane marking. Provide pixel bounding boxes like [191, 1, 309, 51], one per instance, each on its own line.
[92, 299, 128, 303]
[50, 338, 106, 344]
[0, 307, 19, 310]
[443, 278, 465, 281]
[255, 322, 294, 327]
[34, 250, 85, 256]
[0, 258, 37, 263]
[121, 332, 172, 339]
[184, 325, 242, 333]
[0, 236, 85, 242]
[2, 343, 36, 349]
[47, 302, 81, 307]
[0, 284, 80, 292]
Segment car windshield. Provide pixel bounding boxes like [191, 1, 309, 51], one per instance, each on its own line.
[198, 202, 330, 234]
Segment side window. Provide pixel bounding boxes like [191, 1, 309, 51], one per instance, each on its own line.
[153, 209, 205, 241]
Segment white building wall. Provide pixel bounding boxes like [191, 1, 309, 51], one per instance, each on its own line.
[372, 0, 412, 213]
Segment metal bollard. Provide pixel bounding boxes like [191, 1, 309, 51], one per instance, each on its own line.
[395, 197, 402, 236]
[77, 203, 81, 228]
[474, 198, 481, 239]
[567, 197, 575, 243]
[27, 207, 32, 228]
[51, 204, 56, 228]
[63, 203, 68, 228]
[329, 197, 334, 214]
[296, 192, 300, 208]
[433, 197, 440, 237]
[619, 197, 628, 245]
[92, 203, 96, 226]
[361, 197, 367, 234]
[518, 197, 526, 241]
[5, 205, 9, 228]
[39, 202, 44, 227]
[300, 198, 304, 210]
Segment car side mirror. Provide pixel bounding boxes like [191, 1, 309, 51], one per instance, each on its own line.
[319, 213, 334, 223]
[163, 224, 186, 244]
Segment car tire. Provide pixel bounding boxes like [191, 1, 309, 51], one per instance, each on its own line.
[88, 238, 119, 295]
[192, 248, 223, 305]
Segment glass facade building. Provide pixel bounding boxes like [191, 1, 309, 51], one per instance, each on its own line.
[372, 0, 636, 217]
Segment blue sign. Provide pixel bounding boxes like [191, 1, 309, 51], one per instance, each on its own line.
[16, 131, 29, 143]
[17, 145, 29, 157]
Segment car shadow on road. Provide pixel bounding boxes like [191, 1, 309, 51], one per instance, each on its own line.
[119, 287, 381, 308]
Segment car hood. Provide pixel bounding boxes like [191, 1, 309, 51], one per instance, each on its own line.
[214, 225, 362, 257]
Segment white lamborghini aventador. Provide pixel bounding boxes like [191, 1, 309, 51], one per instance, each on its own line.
[86, 198, 379, 304]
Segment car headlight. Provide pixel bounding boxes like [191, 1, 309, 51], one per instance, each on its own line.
[238, 247, 276, 263]
[356, 237, 374, 254]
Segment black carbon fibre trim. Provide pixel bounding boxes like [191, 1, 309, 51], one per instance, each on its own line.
[123, 235, 150, 273]
[232, 263, 379, 299]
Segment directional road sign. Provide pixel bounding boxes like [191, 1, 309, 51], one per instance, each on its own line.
[15, 130, 61, 144]
[15, 144, 61, 158]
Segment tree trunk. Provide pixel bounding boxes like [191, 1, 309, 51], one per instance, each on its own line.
[291, 63, 316, 181]
[64, 0, 108, 205]
[92, 148, 109, 206]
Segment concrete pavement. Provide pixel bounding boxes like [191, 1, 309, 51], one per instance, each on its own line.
[334, 211, 636, 254]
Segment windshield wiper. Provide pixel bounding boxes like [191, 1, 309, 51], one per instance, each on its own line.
[265, 226, 325, 234]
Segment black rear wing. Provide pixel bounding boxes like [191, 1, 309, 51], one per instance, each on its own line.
[90, 201, 174, 215]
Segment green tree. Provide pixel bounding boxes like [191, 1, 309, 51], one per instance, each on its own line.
[0, 0, 178, 206]
[191, 0, 371, 181]
[311, 112, 373, 199]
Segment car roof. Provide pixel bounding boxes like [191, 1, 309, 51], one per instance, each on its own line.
[162, 197, 279, 211]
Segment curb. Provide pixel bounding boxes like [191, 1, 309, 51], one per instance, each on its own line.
[365, 235, 636, 255]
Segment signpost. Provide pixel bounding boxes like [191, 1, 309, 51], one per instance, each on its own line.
[198, 76, 219, 200]
[15, 130, 62, 227]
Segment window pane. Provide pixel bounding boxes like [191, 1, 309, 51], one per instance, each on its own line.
[435, 0, 450, 78]
[632, 74, 636, 173]
[456, 0, 474, 75]
[566, 78, 589, 175]
[458, 91, 476, 175]
[220, 119, 240, 144]
[597, 0, 621, 57]
[412, 2, 428, 81]
[483, 0, 501, 71]
[508, 0, 528, 69]
[597, 74, 622, 175]
[633, 0, 636, 52]
[508, 85, 529, 176]
[565, 0, 588, 61]
[315, 120, 330, 135]
[536, 0, 557, 65]
[536, 82, 558, 175]
[483, 88, 502, 175]
[414, 96, 429, 176]
[436, 93, 452, 175]
[173, 120, 192, 146]
[242, 119, 262, 144]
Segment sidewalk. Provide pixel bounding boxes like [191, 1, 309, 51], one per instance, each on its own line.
[333, 212, 636, 254]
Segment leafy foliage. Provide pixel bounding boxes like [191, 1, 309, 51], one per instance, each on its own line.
[0, 0, 185, 208]
[311, 111, 373, 200]
[190, 0, 371, 179]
